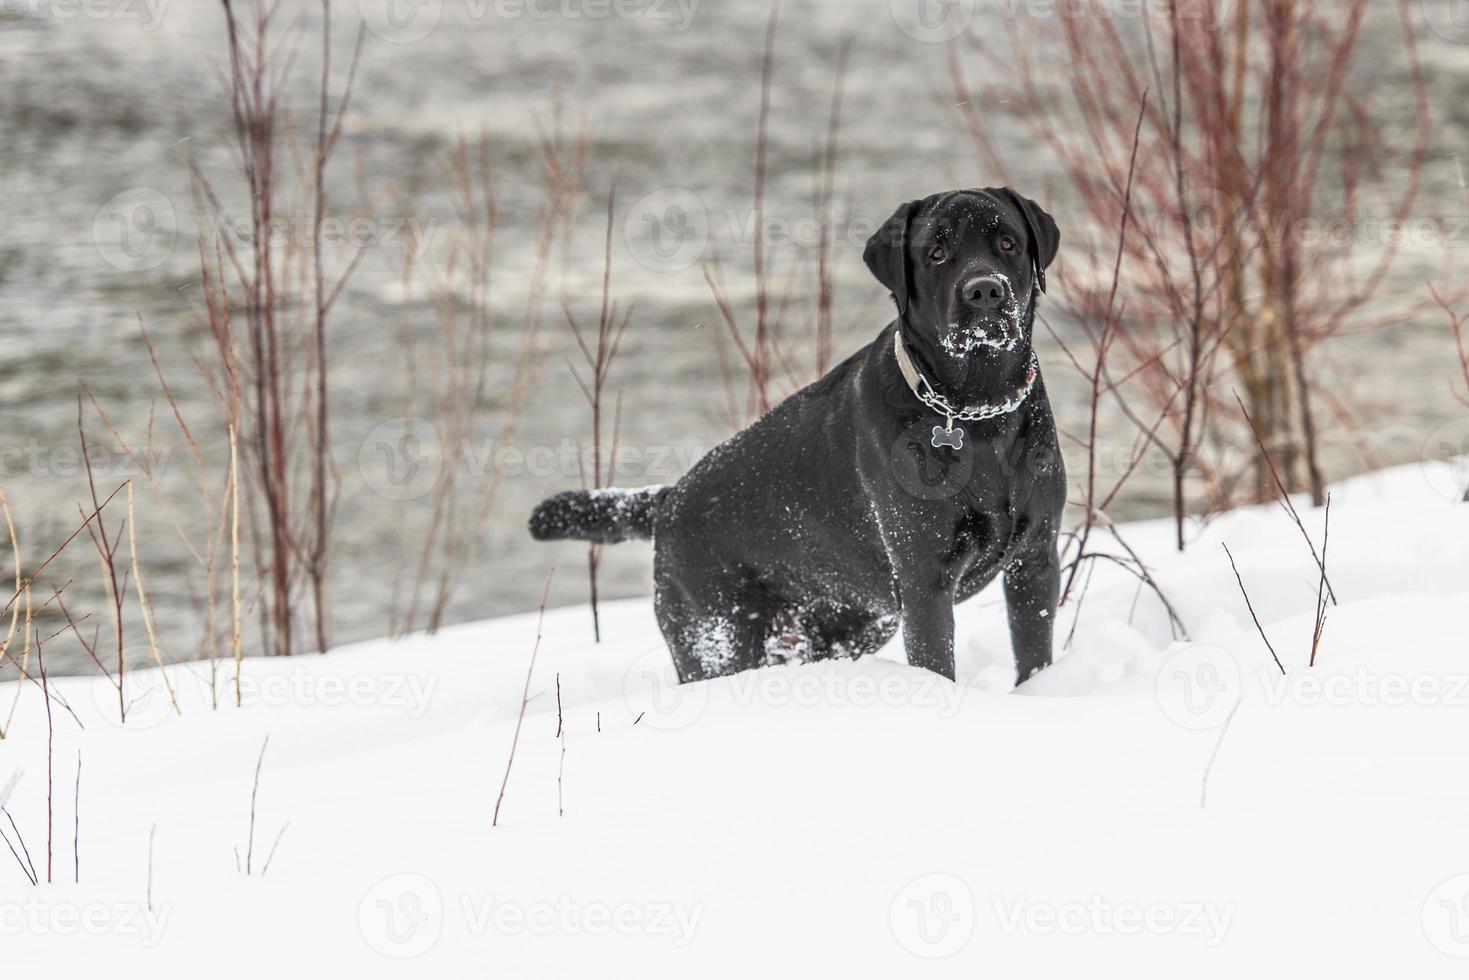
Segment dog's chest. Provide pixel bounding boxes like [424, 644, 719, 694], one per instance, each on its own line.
[951, 485, 1020, 556]
[955, 437, 1038, 513]
[948, 432, 1061, 563]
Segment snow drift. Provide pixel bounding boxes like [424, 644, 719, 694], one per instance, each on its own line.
[3, 462, 1469, 977]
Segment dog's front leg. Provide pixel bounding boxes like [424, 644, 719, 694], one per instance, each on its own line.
[898, 579, 956, 681]
[1003, 546, 1060, 685]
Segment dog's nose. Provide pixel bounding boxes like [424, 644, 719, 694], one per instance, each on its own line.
[962, 275, 1008, 311]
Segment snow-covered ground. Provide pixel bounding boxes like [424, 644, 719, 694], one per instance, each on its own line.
[3, 462, 1469, 976]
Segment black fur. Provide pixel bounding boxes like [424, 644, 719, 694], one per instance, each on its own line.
[530, 486, 667, 543]
[529, 187, 1066, 685]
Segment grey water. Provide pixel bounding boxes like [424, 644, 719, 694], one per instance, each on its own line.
[2, 0, 1466, 675]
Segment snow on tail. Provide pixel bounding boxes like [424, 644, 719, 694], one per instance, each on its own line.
[527, 485, 668, 544]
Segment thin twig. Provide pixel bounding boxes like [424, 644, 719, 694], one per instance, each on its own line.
[1221, 543, 1285, 675]
[128, 482, 181, 717]
[2, 807, 37, 886]
[39, 631, 53, 883]
[1235, 394, 1337, 605]
[260, 821, 290, 877]
[556, 672, 566, 819]
[0, 483, 127, 625]
[147, 823, 157, 911]
[229, 424, 243, 707]
[73, 751, 81, 883]
[1200, 697, 1243, 809]
[2, 817, 36, 887]
[493, 569, 555, 828]
[1059, 90, 1148, 605]
[245, 734, 269, 874]
[1309, 494, 1332, 667]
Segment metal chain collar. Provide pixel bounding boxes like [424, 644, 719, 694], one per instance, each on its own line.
[892, 328, 1040, 428]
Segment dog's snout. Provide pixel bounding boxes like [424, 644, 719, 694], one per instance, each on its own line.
[962, 275, 1008, 311]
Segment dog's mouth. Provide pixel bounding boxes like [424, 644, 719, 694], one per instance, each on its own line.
[941, 315, 1024, 356]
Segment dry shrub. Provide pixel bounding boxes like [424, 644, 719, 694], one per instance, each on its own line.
[951, 0, 1433, 544]
[388, 112, 589, 637]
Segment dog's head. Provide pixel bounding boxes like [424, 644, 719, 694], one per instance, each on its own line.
[863, 188, 1058, 360]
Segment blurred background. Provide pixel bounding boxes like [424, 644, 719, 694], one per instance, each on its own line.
[2, 0, 1466, 676]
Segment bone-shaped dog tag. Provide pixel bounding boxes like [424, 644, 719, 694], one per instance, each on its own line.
[930, 424, 964, 450]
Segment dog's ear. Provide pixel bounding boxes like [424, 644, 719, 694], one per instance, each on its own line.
[990, 187, 1059, 294]
[864, 200, 917, 315]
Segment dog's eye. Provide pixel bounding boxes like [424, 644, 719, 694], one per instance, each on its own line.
[927, 245, 947, 265]
[998, 236, 1018, 254]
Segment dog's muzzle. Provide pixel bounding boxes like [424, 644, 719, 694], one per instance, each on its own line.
[944, 272, 1023, 355]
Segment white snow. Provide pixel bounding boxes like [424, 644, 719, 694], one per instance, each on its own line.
[3, 462, 1469, 976]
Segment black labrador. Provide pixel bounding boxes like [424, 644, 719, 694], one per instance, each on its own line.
[530, 187, 1065, 685]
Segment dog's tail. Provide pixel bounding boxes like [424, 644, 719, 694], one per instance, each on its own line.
[528, 485, 668, 544]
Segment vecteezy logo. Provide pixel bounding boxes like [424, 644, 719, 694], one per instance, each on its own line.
[890, 872, 975, 958]
[1147, 183, 1249, 285]
[1421, 1, 1469, 44]
[358, 873, 444, 959]
[93, 187, 177, 273]
[890, 0, 976, 43]
[357, 417, 443, 502]
[889, 420, 975, 500]
[1420, 418, 1469, 501]
[622, 645, 708, 730]
[358, 0, 443, 43]
[1423, 874, 1469, 958]
[90, 670, 192, 731]
[1154, 644, 1241, 730]
[623, 188, 709, 273]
